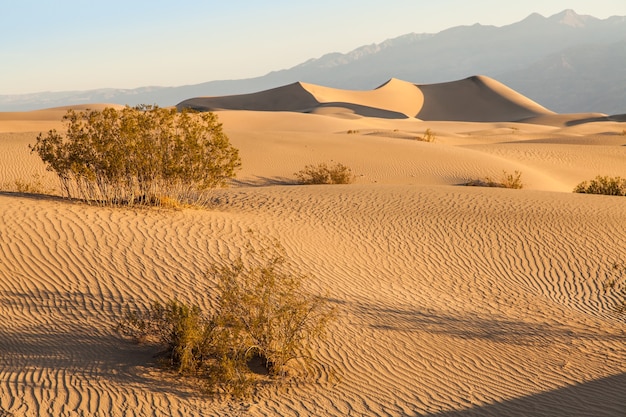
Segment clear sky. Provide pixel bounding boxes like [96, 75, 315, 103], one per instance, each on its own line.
[1, 0, 625, 94]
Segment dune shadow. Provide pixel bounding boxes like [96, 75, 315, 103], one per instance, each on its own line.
[565, 116, 613, 126]
[0, 190, 68, 203]
[230, 176, 296, 187]
[307, 102, 410, 119]
[349, 301, 625, 345]
[426, 373, 626, 417]
[0, 288, 202, 399]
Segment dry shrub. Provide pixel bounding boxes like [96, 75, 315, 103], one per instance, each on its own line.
[465, 170, 523, 189]
[602, 262, 626, 317]
[573, 175, 626, 196]
[1, 173, 53, 194]
[415, 128, 436, 142]
[295, 162, 355, 185]
[117, 238, 335, 398]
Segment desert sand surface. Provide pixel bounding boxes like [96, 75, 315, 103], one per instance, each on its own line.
[1, 78, 625, 416]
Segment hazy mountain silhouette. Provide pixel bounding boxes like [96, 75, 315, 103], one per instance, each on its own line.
[1, 9, 624, 114]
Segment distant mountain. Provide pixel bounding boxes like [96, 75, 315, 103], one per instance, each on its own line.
[1, 9, 625, 114]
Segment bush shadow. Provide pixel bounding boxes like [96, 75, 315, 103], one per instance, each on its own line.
[348, 299, 625, 346]
[230, 176, 295, 187]
[0, 288, 202, 399]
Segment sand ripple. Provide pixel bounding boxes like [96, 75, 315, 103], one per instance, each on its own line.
[2, 182, 623, 416]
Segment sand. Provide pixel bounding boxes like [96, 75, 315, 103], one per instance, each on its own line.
[0, 79, 625, 416]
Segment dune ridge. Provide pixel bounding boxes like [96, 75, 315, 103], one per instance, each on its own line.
[178, 75, 555, 122]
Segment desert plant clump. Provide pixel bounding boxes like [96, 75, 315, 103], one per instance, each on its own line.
[30, 105, 241, 207]
[415, 128, 436, 142]
[573, 175, 626, 196]
[1, 173, 53, 194]
[602, 262, 626, 317]
[117, 238, 335, 398]
[464, 170, 523, 189]
[294, 162, 355, 185]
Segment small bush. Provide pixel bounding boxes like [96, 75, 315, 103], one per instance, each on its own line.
[117, 300, 217, 374]
[573, 176, 626, 196]
[415, 128, 436, 142]
[602, 262, 626, 317]
[2, 173, 52, 194]
[465, 170, 523, 189]
[117, 238, 335, 397]
[295, 162, 355, 185]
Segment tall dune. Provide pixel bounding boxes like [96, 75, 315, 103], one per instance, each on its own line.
[178, 75, 554, 122]
[415, 75, 555, 121]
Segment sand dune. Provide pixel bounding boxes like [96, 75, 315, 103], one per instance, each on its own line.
[178, 76, 555, 122]
[1, 88, 625, 416]
[415, 75, 554, 122]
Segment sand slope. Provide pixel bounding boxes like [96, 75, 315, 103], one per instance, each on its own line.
[178, 76, 554, 122]
[0, 93, 625, 416]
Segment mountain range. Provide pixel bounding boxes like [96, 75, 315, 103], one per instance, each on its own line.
[2, 9, 625, 114]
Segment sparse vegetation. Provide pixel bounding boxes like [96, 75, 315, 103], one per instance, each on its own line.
[346, 129, 359, 134]
[602, 261, 626, 317]
[415, 128, 436, 142]
[117, 237, 335, 398]
[573, 175, 626, 196]
[295, 162, 355, 185]
[2, 173, 52, 194]
[30, 105, 241, 207]
[465, 170, 523, 189]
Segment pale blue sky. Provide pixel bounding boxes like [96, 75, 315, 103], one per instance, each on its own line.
[1, 0, 625, 94]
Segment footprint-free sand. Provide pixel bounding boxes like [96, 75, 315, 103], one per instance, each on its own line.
[1, 78, 625, 416]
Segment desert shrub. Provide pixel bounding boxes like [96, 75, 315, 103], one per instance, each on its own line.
[117, 300, 217, 374]
[465, 170, 523, 189]
[30, 105, 241, 207]
[295, 162, 355, 185]
[415, 128, 436, 142]
[117, 238, 335, 397]
[602, 262, 626, 317]
[213, 238, 335, 378]
[1, 173, 52, 194]
[573, 176, 626, 196]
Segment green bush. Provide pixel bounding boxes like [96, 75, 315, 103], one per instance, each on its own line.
[573, 176, 626, 196]
[465, 170, 523, 189]
[295, 162, 355, 185]
[30, 105, 241, 207]
[117, 238, 335, 397]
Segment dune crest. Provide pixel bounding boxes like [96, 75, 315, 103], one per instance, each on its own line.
[178, 75, 554, 122]
[416, 75, 555, 122]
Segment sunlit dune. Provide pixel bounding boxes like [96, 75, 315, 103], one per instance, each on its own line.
[0, 77, 625, 416]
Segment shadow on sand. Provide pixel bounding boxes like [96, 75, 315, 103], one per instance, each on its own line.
[427, 373, 626, 417]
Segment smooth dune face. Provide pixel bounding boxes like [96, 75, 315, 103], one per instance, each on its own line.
[177, 75, 554, 122]
[1, 95, 625, 416]
[415, 75, 555, 121]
